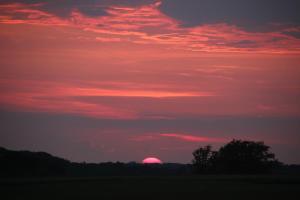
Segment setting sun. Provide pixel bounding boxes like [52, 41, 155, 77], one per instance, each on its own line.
[142, 157, 163, 164]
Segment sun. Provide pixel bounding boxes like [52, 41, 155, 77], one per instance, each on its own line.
[142, 157, 163, 164]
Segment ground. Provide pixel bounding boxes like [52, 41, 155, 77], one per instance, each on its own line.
[1, 175, 300, 199]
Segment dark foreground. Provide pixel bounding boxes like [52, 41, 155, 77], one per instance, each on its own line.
[1, 175, 300, 200]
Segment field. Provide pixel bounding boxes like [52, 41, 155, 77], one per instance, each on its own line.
[1, 175, 300, 199]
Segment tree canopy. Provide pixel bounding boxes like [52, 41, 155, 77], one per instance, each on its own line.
[192, 140, 281, 174]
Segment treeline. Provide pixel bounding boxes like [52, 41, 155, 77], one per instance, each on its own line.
[0, 147, 190, 177]
[1, 140, 300, 177]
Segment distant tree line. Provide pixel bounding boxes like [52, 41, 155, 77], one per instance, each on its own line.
[192, 140, 281, 174]
[1, 140, 299, 177]
[0, 147, 190, 177]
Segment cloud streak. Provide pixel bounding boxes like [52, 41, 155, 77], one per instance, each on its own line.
[0, 79, 213, 119]
[130, 133, 226, 143]
[159, 133, 226, 143]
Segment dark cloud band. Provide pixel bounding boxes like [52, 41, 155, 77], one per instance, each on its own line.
[0, 0, 155, 17]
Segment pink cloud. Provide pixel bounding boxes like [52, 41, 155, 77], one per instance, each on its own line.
[159, 133, 226, 143]
[0, 1, 299, 53]
[0, 3, 68, 25]
[0, 79, 213, 119]
[130, 133, 226, 143]
[1, 2, 300, 120]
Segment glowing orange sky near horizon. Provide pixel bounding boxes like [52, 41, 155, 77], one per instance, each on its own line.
[0, 1, 300, 163]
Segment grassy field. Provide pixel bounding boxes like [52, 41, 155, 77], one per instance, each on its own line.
[1, 175, 300, 199]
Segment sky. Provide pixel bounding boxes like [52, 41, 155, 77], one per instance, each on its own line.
[0, 0, 300, 164]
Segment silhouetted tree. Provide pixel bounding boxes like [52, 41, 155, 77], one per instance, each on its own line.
[192, 140, 280, 174]
[192, 145, 217, 173]
[216, 140, 279, 174]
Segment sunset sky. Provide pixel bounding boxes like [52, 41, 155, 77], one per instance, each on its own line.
[0, 0, 300, 164]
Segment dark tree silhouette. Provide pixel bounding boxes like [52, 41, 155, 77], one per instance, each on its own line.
[192, 140, 281, 174]
[192, 145, 217, 173]
[217, 140, 280, 173]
